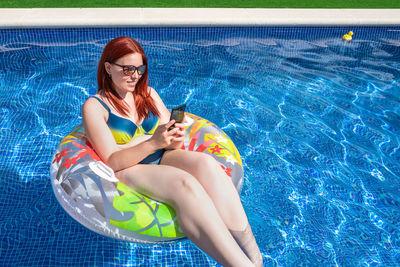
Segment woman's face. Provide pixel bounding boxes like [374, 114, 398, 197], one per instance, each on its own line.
[105, 53, 144, 95]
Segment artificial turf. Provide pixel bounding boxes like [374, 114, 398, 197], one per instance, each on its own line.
[1, 0, 400, 8]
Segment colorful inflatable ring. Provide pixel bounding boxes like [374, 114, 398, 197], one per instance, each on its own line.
[50, 113, 243, 243]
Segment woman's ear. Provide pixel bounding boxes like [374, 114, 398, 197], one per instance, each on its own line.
[104, 62, 112, 76]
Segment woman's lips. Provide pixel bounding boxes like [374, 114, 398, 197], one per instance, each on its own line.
[127, 81, 137, 86]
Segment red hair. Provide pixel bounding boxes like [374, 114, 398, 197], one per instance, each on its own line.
[97, 36, 159, 120]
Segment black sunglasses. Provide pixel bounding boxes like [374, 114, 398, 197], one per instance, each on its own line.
[110, 62, 146, 76]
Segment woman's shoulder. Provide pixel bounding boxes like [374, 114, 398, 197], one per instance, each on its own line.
[148, 86, 155, 95]
[82, 94, 108, 117]
[83, 94, 99, 108]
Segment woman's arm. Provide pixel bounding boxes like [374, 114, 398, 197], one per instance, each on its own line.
[82, 97, 177, 172]
[107, 128, 172, 172]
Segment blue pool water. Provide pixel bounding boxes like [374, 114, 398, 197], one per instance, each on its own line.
[0, 26, 399, 266]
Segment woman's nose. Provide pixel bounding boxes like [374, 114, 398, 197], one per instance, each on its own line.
[131, 71, 139, 79]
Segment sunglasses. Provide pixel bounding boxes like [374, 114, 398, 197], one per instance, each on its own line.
[110, 62, 146, 76]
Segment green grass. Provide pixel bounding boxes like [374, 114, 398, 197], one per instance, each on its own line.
[2, 0, 400, 8]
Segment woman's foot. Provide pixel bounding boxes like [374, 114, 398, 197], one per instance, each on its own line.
[230, 224, 263, 267]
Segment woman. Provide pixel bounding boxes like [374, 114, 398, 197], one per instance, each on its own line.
[82, 36, 263, 267]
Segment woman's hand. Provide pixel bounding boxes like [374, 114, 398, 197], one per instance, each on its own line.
[165, 120, 186, 150]
[165, 113, 186, 150]
[149, 120, 180, 150]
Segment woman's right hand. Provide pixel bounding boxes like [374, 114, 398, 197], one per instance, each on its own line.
[149, 120, 179, 149]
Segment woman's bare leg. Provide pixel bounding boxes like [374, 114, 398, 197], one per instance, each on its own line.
[116, 164, 254, 267]
[161, 150, 249, 230]
[160, 150, 263, 266]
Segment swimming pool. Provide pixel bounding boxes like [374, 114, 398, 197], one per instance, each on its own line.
[0, 26, 399, 266]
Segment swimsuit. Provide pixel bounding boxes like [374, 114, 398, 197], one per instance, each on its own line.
[91, 96, 165, 165]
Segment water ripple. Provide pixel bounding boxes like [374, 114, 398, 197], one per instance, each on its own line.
[1, 27, 400, 266]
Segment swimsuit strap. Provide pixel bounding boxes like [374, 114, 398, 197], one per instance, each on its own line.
[91, 96, 111, 113]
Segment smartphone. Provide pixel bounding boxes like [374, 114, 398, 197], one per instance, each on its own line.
[168, 104, 186, 131]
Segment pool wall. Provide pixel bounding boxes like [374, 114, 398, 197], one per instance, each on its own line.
[0, 8, 400, 27]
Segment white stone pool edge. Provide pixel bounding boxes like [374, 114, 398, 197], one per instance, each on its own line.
[0, 8, 399, 27]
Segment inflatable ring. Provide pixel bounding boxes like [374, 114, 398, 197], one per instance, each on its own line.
[50, 113, 243, 243]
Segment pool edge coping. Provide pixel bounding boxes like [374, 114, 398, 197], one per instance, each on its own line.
[0, 8, 400, 27]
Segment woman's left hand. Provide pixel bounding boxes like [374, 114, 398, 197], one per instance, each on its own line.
[165, 120, 186, 150]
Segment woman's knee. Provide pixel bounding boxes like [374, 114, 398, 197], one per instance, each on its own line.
[192, 153, 220, 176]
[169, 173, 206, 202]
[193, 153, 230, 189]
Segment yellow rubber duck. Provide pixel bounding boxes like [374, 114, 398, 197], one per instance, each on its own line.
[342, 31, 353, 42]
